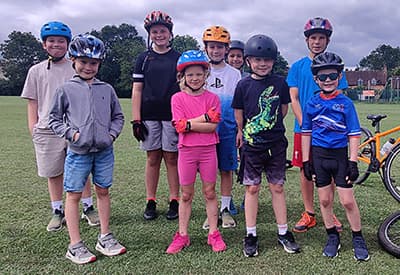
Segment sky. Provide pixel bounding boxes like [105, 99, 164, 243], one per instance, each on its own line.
[0, 0, 399, 67]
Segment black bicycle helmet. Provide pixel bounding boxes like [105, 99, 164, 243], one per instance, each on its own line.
[244, 34, 278, 60]
[311, 52, 344, 75]
[230, 40, 245, 51]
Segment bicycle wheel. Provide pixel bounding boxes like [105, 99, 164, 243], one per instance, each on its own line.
[378, 211, 400, 258]
[355, 127, 375, 184]
[383, 144, 400, 202]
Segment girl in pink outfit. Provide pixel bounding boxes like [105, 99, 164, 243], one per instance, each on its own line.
[166, 50, 226, 254]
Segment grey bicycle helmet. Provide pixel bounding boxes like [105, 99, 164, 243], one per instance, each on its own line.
[230, 40, 245, 51]
[311, 52, 344, 75]
[244, 34, 278, 60]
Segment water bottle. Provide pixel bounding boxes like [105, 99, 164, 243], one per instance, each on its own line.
[380, 138, 396, 156]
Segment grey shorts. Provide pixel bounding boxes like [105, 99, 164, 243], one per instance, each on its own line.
[140, 120, 178, 152]
[32, 127, 67, 178]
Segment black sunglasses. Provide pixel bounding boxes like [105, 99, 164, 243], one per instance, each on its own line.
[316, 72, 339, 81]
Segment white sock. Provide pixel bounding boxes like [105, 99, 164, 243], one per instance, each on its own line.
[246, 226, 257, 237]
[221, 196, 231, 211]
[81, 197, 93, 211]
[51, 200, 63, 213]
[278, 224, 288, 235]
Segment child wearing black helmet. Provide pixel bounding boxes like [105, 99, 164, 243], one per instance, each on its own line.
[131, 11, 180, 221]
[232, 34, 300, 257]
[21, 21, 99, 233]
[227, 40, 249, 78]
[49, 34, 126, 264]
[287, 17, 348, 233]
[301, 52, 369, 261]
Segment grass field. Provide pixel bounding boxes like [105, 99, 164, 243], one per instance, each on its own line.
[0, 96, 399, 274]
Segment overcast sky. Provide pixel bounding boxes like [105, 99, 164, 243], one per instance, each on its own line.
[0, 0, 399, 67]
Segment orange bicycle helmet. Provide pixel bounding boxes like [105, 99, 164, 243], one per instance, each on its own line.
[202, 26, 230, 44]
[144, 10, 173, 33]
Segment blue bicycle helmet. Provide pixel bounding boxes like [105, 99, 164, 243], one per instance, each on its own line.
[69, 34, 106, 60]
[177, 50, 209, 72]
[40, 21, 72, 42]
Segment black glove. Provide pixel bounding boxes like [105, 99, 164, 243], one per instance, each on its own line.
[346, 160, 359, 182]
[131, 120, 148, 142]
[302, 161, 314, 181]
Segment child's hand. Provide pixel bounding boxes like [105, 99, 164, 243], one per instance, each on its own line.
[131, 120, 148, 142]
[204, 107, 221, 123]
[172, 119, 191, 133]
[302, 161, 314, 181]
[73, 132, 80, 142]
[346, 160, 359, 183]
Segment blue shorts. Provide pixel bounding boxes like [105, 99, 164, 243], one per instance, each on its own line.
[64, 146, 114, 192]
[241, 138, 287, 185]
[217, 136, 238, 171]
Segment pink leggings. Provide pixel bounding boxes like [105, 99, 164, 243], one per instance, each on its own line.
[178, 145, 217, 185]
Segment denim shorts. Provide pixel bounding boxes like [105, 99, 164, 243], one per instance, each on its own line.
[64, 146, 114, 192]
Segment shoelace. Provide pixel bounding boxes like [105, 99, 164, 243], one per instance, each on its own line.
[353, 237, 367, 249]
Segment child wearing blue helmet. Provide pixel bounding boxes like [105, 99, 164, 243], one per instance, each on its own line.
[21, 21, 99, 233]
[49, 34, 126, 264]
[166, 50, 226, 254]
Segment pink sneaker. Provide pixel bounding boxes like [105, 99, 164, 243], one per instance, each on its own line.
[207, 230, 226, 252]
[166, 232, 190, 254]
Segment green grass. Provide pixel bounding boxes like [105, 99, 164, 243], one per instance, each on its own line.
[0, 97, 399, 274]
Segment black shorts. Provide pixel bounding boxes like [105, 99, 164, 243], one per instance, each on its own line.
[311, 146, 352, 189]
[240, 138, 288, 185]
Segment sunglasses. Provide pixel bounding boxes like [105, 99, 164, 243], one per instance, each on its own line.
[316, 72, 339, 81]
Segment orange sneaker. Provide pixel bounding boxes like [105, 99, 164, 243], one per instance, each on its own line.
[293, 212, 316, 233]
[333, 214, 343, 232]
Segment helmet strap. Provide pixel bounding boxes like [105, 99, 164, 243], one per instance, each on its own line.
[46, 54, 65, 70]
[184, 81, 203, 93]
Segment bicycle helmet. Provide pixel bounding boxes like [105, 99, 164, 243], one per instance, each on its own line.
[244, 34, 278, 60]
[177, 50, 209, 72]
[40, 21, 72, 42]
[230, 40, 245, 51]
[144, 10, 173, 33]
[311, 52, 344, 75]
[304, 17, 333, 38]
[69, 34, 106, 60]
[202, 26, 230, 44]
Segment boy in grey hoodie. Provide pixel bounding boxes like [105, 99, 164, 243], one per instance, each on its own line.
[49, 34, 125, 265]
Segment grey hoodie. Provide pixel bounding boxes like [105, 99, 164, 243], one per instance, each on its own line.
[49, 76, 124, 154]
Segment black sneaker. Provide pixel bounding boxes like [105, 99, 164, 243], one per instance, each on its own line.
[352, 235, 370, 261]
[143, 200, 157, 220]
[166, 199, 179, 220]
[323, 233, 341, 258]
[243, 234, 259, 257]
[278, 231, 300, 253]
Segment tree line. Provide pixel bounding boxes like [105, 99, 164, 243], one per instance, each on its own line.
[0, 23, 399, 97]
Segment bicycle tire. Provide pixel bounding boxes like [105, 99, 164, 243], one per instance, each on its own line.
[377, 211, 400, 258]
[383, 144, 400, 202]
[355, 127, 375, 184]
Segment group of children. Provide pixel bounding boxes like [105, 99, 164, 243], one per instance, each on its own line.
[21, 10, 369, 265]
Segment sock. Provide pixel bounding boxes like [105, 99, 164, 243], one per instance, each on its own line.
[81, 197, 93, 211]
[51, 200, 63, 213]
[352, 230, 362, 238]
[306, 211, 315, 217]
[246, 226, 257, 237]
[221, 196, 231, 211]
[277, 224, 288, 235]
[326, 226, 338, 235]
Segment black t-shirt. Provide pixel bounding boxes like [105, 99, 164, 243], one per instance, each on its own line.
[133, 49, 180, 120]
[231, 74, 291, 144]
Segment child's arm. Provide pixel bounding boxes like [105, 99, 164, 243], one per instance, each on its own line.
[131, 82, 142, 121]
[281, 103, 289, 118]
[27, 99, 38, 136]
[234, 108, 244, 149]
[290, 87, 302, 127]
[110, 90, 125, 140]
[48, 90, 74, 141]
[348, 136, 360, 161]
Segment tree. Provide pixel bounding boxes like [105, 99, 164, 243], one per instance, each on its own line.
[273, 53, 289, 76]
[172, 35, 200, 53]
[359, 44, 400, 74]
[91, 23, 146, 98]
[0, 31, 46, 95]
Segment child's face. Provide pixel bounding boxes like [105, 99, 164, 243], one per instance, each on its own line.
[314, 68, 341, 93]
[184, 65, 207, 91]
[227, 49, 244, 69]
[149, 24, 171, 48]
[73, 57, 101, 80]
[247, 56, 274, 78]
[205, 42, 228, 63]
[42, 36, 68, 58]
[306, 33, 329, 56]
